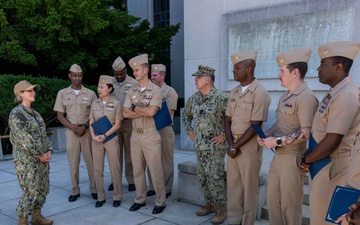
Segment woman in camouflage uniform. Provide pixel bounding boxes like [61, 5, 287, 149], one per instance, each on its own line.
[9, 80, 53, 225]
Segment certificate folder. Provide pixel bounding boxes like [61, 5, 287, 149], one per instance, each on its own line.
[250, 124, 275, 154]
[91, 115, 117, 144]
[308, 133, 331, 180]
[154, 101, 172, 130]
[325, 186, 360, 223]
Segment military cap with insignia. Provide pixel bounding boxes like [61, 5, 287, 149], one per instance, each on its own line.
[276, 48, 312, 67]
[112, 56, 126, 71]
[231, 51, 257, 65]
[151, 64, 166, 72]
[99, 75, 113, 84]
[192, 65, 215, 76]
[318, 41, 360, 60]
[69, 64, 82, 73]
[128, 54, 148, 70]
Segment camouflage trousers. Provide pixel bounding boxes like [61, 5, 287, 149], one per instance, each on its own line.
[195, 149, 226, 206]
[14, 159, 50, 217]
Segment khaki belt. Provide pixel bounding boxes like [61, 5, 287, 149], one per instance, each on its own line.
[232, 134, 241, 141]
[134, 127, 157, 134]
[330, 151, 351, 158]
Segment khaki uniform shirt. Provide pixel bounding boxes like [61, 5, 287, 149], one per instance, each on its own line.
[226, 79, 271, 135]
[111, 75, 137, 108]
[90, 95, 123, 125]
[161, 83, 178, 121]
[124, 81, 162, 129]
[53, 86, 97, 125]
[312, 77, 360, 155]
[182, 87, 228, 150]
[275, 82, 318, 151]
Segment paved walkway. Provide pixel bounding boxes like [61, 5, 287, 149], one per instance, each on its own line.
[0, 135, 270, 225]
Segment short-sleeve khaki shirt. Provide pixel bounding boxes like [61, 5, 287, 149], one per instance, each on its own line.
[226, 79, 271, 135]
[53, 86, 97, 125]
[312, 77, 360, 155]
[90, 95, 123, 125]
[161, 83, 178, 120]
[124, 81, 162, 129]
[275, 82, 318, 150]
[111, 75, 137, 107]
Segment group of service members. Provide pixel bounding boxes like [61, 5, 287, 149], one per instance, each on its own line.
[53, 54, 178, 215]
[183, 41, 360, 225]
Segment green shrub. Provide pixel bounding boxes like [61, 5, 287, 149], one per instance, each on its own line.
[0, 74, 97, 135]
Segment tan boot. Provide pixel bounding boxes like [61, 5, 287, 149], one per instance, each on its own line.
[31, 208, 53, 225]
[17, 216, 28, 225]
[196, 202, 215, 216]
[211, 205, 226, 224]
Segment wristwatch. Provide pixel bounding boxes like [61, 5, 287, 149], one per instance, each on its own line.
[82, 123, 89, 129]
[230, 146, 237, 154]
[276, 137, 282, 146]
[301, 156, 309, 165]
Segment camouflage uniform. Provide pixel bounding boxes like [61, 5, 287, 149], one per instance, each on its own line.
[182, 87, 228, 206]
[9, 104, 53, 217]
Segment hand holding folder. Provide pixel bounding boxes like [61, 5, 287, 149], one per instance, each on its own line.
[308, 133, 331, 180]
[91, 115, 117, 144]
[251, 124, 275, 154]
[326, 186, 360, 224]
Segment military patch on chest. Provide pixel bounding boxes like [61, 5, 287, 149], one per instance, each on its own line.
[64, 97, 71, 101]
[284, 103, 293, 107]
[143, 93, 153, 100]
[125, 84, 132, 92]
[105, 103, 115, 109]
[82, 98, 91, 104]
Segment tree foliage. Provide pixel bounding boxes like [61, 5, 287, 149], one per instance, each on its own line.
[0, 0, 180, 84]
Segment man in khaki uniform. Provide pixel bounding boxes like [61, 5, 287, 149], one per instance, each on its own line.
[258, 48, 318, 225]
[53, 64, 97, 202]
[108, 56, 138, 192]
[224, 51, 271, 225]
[147, 64, 178, 198]
[123, 54, 166, 215]
[298, 41, 360, 225]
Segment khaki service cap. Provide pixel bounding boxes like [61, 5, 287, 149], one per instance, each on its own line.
[99, 75, 113, 84]
[231, 51, 257, 65]
[112, 56, 126, 71]
[128, 54, 148, 70]
[69, 64, 82, 73]
[318, 41, 360, 60]
[276, 48, 312, 67]
[151, 64, 166, 73]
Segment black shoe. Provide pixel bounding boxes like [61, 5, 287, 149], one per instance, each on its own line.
[108, 183, 114, 191]
[129, 203, 146, 211]
[146, 190, 156, 197]
[166, 192, 171, 198]
[128, 184, 136, 192]
[95, 200, 106, 208]
[152, 205, 166, 214]
[113, 200, 121, 207]
[68, 194, 80, 202]
[91, 193, 98, 200]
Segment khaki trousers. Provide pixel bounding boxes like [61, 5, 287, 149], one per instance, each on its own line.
[227, 137, 262, 225]
[147, 125, 175, 193]
[309, 156, 350, 225]
[92, 136, 122, 201]
[65, 128, 96, 195]
[346, 148, 360, 189]
[131, 129, 166, 206]
[267, 152, 305, 225]
[118, 119, 134, 185]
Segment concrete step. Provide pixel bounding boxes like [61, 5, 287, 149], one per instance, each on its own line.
[261, 203, 310, 225]
[303, 184, 309, 205]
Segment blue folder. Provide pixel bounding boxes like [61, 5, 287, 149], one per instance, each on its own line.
[308, 133, 331, 180]
[90, 115, 117, 144]
[325, 186, 360, 223]
[250, 124, 275, 154]
[153, 101, 172, 130]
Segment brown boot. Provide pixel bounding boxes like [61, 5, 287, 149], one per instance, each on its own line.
[196, 202, 215, 216]
[31, 208, 53, 225]
[17, 216, 28, 225]
[211, 205, 226, 224]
